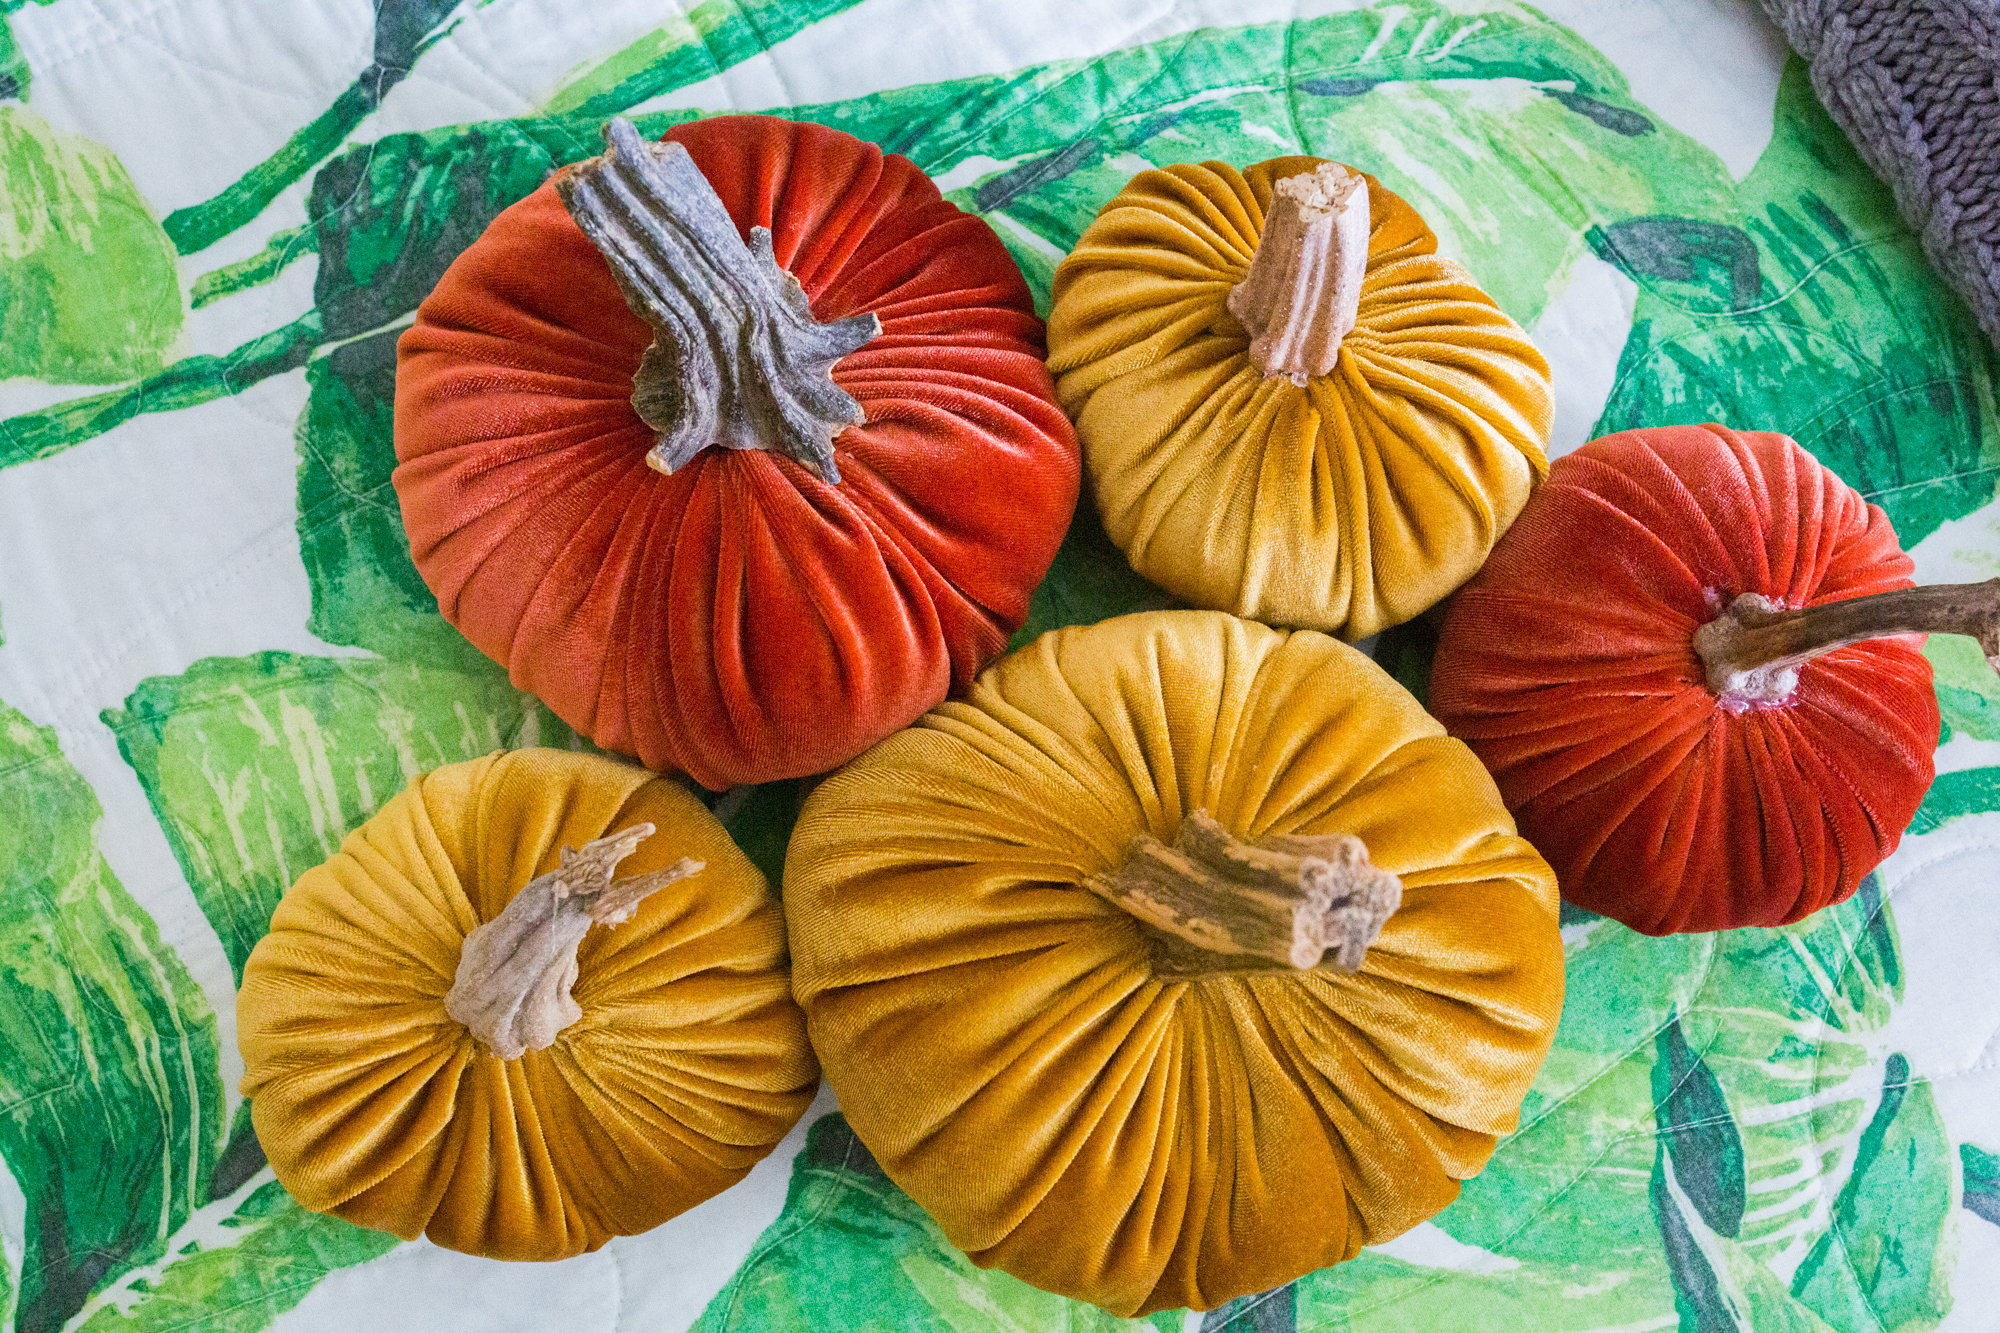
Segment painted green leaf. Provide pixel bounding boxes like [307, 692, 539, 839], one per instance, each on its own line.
[1652, 1018, 1747, 1239]
[542, 0, 868, 121]
[1200, 1284, 1294, 1331]
[308, 120, 561, 343]
[695, 1114, 1183, 1333]
[1287, 925, 1702, 1322]
[1789, 1055, 1956, 1333]
[0, 312, 322, 473]
[1591, 56, 2000, 545]
[1428, 916, 1712, 1273]
[4, 0, 867, 469]
[0, 701, 224, 1333]
[1928, 634, 2000, 743]
[1, 14, 25, 104]
[0, 0, 56, 106]
[101, 650, 588, 982]
[1008, 502, 1175, 652]
[758, 2, 1722, 329]
[294, 326, 455, 662]
[1678, 878, 1902, 1270]
[189, 224, 315, 310]
[68, 1180, 398, 1333]
[1295, 1243, 1669, 1333]
[1963, 1144, 2000, 1227]
[1909, 768, 2000, 836]
[161, 0, 505, 256]
[703, 778, 811, 890]
[1652, 1139, 1840, 1333]
[0, 106, 181, 384]
[1371, 613, 1442, 710]
[1294, 883, 1908, 1330]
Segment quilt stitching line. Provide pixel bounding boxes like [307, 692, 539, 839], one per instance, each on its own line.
[1805, 863, 1900, 1333]
[714, 1124, 863, 1330]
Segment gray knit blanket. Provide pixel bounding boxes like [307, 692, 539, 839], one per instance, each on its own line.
[1760, 0, 1999, 344]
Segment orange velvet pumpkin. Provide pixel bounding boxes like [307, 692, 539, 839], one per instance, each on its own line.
[1429, 424, 1938, 935]
[393, 115, 1079, 789]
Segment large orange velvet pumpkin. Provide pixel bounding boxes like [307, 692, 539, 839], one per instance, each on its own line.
[1430, 424, 1941, 935]
[393, 115, 1079, 789]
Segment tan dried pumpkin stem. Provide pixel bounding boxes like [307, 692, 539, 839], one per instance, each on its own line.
[1226, 162, 1370, 386]
[1694, 578, 2000, 709]
[1085, 810, 1402, 977]
[555, 116, 882, 486]
[444, 822, 703, 1061]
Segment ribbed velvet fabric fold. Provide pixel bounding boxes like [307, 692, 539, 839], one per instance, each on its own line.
[785, 611, 1564, 1315]
[1046, 159, 1552, 641]
[1431, 424, 1938, 935]
[237, 749, 819, 1259]
[394, 116, 1079, 789]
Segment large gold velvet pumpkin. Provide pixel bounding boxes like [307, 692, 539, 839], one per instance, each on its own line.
[237, 749, 818, 1260]
[1046, 158, 1553, 640]
[784, 610, 1565, 1314]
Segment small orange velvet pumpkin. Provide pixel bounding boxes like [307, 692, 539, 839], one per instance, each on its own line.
[393, 115, 1079, 790]
[1430, 424, 1971, 935]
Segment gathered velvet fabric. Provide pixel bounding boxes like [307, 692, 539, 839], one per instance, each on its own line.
[1046, 159, 1552, 642]
[237, 749, 818, 1260]
[394, 115, 1079, 790]
[784, 610, 1565, 1315]
[1430, 424, 1937, 936]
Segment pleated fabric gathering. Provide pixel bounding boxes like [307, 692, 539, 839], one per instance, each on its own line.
[1431, 424, 1939, 935]
[1046, 158, 1553, 642]
[785, 610, 1565, 1315]
[394, 116, 1080, 789]
[237, 749, 820, 1260]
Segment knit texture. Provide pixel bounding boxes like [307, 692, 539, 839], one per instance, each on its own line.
[1759, 0, 2000, 344]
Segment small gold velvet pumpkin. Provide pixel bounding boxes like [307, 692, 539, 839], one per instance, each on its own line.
[1046, 158, 1554, 641]
[785, 610, 1565, 1314]
[237, 748, 818, 1261]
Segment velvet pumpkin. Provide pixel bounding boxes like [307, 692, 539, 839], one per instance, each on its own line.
[393, 115, 1079, 790]
[1428, 423, 1978, 935]
[1045, 157, 1553, 641]
[237, 748, 818, 1260]
[784, 610, 1565, 1315]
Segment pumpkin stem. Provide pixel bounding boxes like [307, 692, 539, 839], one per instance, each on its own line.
[1693, 578, 2000, 711]
[555, 116, 882, 486]
[444, 822, 703, 1061]
[1084, 810, 1401, 977]
[1226, 162, 1370, 386]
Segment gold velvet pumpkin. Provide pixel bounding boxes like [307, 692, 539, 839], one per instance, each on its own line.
[1046, 158, 1554, 640]
[237, 748, 818, 1260]
[784, 610, 1565, 1314]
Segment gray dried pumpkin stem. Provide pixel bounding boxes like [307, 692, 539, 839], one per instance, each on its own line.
[1227, 162, 1370, 386]
[555, 116, 882, 485]
[1085, 809, 1402, 977]
[1694, 578, 2000, 710]
[444, 822, 703, 1061]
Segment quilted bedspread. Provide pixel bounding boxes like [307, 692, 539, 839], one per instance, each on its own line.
[2, 1, 1998, 1329]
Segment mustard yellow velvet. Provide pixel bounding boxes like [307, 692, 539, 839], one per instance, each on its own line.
[237, 748, 819, 1261]
[785, 610, 1565, 1315]
[1047, 159, 1554, 641]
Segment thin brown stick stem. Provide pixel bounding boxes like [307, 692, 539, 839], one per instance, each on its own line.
[1084, 810, 1401, 977]
[1694, 579, 2000, 709]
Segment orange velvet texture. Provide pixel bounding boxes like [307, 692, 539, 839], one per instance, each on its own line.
[237, 749, 819, 1259]
[1430, 424, 1938, 935]
[393, 116, 1079, 789]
